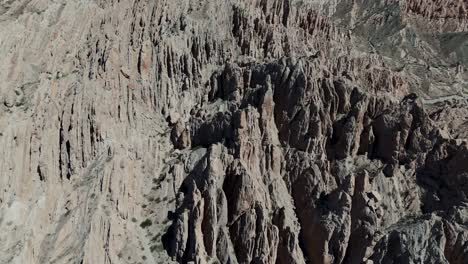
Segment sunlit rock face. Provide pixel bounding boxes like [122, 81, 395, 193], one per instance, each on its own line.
[0, 0, 466, 263]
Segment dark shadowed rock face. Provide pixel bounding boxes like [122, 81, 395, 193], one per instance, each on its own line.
[0, 0, 466, 263]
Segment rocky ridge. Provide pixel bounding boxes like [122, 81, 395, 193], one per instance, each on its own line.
[0, 0, 467, 263]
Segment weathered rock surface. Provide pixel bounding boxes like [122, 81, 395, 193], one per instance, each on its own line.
[0, 0, 466, 263]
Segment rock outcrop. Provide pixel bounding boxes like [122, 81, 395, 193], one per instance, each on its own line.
[0, 0, 466, 263]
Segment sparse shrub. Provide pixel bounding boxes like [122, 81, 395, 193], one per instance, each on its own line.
[140, 219, 152, 228]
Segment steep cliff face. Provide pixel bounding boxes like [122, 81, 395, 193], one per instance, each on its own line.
[0, 0, 466, 263]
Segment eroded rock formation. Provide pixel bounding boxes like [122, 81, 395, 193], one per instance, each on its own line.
[0, 0, 466, 263]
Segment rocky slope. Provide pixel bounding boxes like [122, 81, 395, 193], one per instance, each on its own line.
[0, 0, 466, 263]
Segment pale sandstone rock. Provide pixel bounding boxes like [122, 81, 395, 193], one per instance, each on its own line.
[0, 0, 466, 264]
